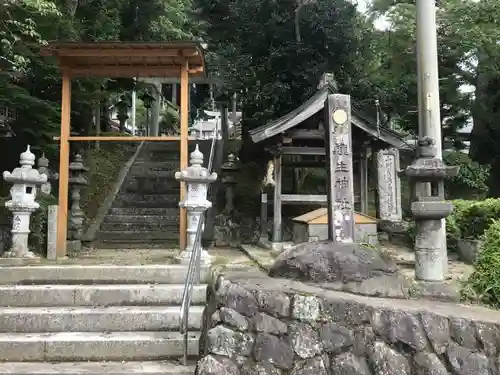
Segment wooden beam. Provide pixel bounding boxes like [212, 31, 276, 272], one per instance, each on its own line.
[288, 129, 325, 140]
[65, 66, 203, 78]
[54, 48, 199, 58]
[280, 147, 326, 155]
[56, 70, 71, 258]
[53, 136, 197, 142]
[281, 194, 327, 204]
[179, 59, 189, 250]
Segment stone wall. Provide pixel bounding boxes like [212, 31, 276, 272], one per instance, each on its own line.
[196, 269, 500, 375]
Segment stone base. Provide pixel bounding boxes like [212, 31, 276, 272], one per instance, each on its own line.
[175, 249, 213, 265]
[270, 241, 294, 254]
[67, 240, 82, 256]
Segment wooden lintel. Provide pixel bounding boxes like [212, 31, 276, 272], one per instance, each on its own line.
[288, 129, 325, 140]
[54, 48, 199, 58]
[279, 147, 326, 156]
[64, 66, 203, 78]
[53, 136, 197, 142]
[283, 161, 326, 168]
[282, 194, 327, 204]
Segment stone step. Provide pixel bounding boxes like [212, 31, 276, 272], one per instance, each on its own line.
[0, 361, 196, 375]
[130, 161, 180, 173]
[108, 207, 179, 216]
[0, 306, 203, 333]
[91, 240, 179, 250]
[0, 331, 200, 361]
[100, 222, 179, 232]
[0, 284, 206, 307]
[123, 178, 180, 193]
[96, 230, 179, 241]
[0, 265, 210, 285]
[127, 170, 177, 179]
[113, 194, 179, 208]
[103, 214, 180, 224]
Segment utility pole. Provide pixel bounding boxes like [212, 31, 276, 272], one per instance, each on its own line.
[416, 0, 447, 276]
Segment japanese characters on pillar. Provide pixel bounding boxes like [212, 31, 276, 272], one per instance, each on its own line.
[325, 94, 355, 243]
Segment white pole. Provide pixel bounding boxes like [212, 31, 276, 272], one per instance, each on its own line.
[131, 79, 136, 135]
[416, 0, 447, 279]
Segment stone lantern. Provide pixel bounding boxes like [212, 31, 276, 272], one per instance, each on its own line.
[3, 146, 47, 259]
[67, 153, 89, 254]
[115, 95, 130, 133]
[221, 154, 239, 213]
[175, 145, 217, 265]
[401, 137, 459, 282]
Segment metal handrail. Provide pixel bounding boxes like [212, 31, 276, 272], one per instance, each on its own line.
[179, 119, 219, 365]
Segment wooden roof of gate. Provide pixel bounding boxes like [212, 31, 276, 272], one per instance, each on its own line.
[40, 41, 206, 78]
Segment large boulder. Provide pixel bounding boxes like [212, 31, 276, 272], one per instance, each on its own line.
[269, 241, 397, 283]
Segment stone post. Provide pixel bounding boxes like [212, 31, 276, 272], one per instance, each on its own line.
[401, 137, 458, 281]
[67, 153, 89, 255]
[221, 154, 238, 213]
[376, 148, 403, 222]
[2, 146, 47, 259]
[175, 144, 217, 265]
[324, 94, 355, 243]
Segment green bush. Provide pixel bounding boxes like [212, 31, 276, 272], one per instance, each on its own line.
[465, 219, 500, 307]
[456, 199, 500, 240]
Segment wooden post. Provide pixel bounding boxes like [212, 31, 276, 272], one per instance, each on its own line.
[179, 59, 189, 250]
[272, 154, 282, 243]
[56, 70, 71, 258]
[260, 192, 268, 242]
[360, 148, 369, 214]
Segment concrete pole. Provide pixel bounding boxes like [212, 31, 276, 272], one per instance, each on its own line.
[416, 0, 447, 277]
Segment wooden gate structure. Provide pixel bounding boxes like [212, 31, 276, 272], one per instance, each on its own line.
[41, 41, 207, 258]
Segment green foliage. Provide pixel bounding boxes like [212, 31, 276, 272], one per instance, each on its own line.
[443, 151, 490, 199]
[465, 219, 500, 307]
[80, 136, 136, 223]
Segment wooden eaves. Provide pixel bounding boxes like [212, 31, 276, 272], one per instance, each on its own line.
[41, 41, 207, 258]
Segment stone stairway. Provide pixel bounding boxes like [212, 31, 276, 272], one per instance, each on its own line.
[94, 141, 213, 249]
[0, 263, 210, 374]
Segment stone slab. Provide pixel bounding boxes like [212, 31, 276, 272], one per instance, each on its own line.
[0, 265, 211, 285]
[0, 284, 206, 307]
[0, 361, 196, 375]
[239, 244, 276, 272]
[96, 231, 179, 241]
[0, 305, 203, 332]
[0, 331, 200, 361]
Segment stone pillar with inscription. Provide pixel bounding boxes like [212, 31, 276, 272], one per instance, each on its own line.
[324, 94, 355, 243]
[377, 148, 403, 222]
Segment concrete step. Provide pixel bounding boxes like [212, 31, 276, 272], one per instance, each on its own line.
[0, 361, 196, 375]
[100, 221, 179, 232]
[103, 214, 180, 224]
[108, 207, 179, 216]
[0, 265, 210, 285]
[0, 284, 206, 307]
[0, 306, 203, 333]
[0, 331, 200, 361]
[92, 240, 179, 249]
[96, 230, 179, 241]
[113, 194, 179, 208]
[127, 170, 177, 179]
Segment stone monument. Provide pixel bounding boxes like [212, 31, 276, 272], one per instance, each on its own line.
[401, 137, 459, 281]
[175, 145, 217, 264]
[324, 93, 355, 243]
[2, 146, 47, 259]
[376, 148, 403, 222]
[67, 153, 89, 255]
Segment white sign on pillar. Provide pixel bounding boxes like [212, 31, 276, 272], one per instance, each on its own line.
[377, 148, 402, 222]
